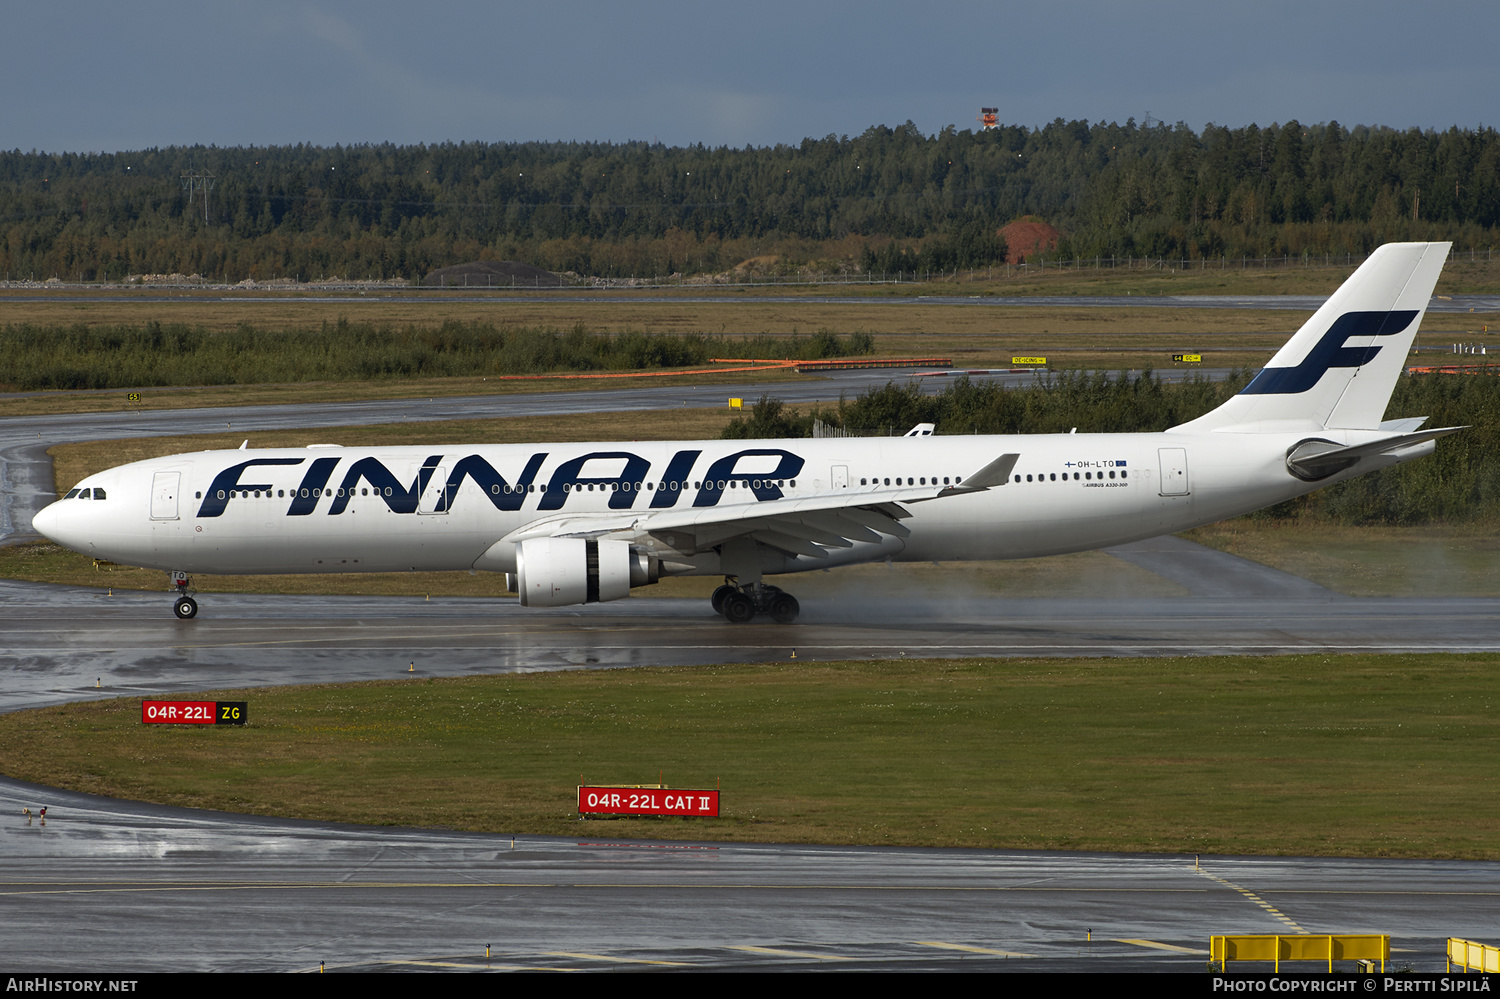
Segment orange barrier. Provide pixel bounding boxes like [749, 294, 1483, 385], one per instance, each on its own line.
[491, 362, 796, 381]
[1408, 363, 1500, 375]
[488, 357, 953, 382]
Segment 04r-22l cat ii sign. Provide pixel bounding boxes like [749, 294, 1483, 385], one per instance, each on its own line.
[34, 243, 1461, 624]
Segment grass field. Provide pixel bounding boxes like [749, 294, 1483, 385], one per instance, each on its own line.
[2, 653, 1495, 858]
[3, 274, 1495, 417]
[2, 304, 1490, 418]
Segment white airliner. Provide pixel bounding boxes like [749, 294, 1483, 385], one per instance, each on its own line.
[33, 242, 1460, 623]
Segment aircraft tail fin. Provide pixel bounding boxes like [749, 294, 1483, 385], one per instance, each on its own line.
[1177, 242, 1450, 433]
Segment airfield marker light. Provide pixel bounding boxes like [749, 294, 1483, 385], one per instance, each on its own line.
[96, 678, 100, 689]
[319, 962, 324, 973]
[791, 649, 796, 658]
[409, 661, 415, 673]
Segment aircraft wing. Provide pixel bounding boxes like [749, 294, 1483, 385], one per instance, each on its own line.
[500, 453, 1019, 560]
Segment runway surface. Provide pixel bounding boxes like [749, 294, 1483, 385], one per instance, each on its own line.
[3, 365, 1498, 972]
[5, 773, 1497, 973]
[5, 570, 1500, 717]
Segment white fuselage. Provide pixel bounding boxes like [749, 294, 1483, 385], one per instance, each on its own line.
[34, 427, 1418, 580]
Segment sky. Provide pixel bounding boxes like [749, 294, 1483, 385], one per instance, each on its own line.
[5, 1, 1497, 153]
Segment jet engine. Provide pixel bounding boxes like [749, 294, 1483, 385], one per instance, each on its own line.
[514, 537, 661, 607]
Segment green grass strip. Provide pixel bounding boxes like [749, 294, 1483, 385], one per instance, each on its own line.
[3, 654, 1496, 858]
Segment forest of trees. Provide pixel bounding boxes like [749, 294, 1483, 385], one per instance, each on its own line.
[3, 119, 1498, 282]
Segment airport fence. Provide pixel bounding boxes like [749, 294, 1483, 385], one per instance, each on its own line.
[4, 248, 1492, 293]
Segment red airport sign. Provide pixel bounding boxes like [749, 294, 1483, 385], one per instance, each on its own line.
[141, 701, 247, 725]
[578, 786, 719, 817]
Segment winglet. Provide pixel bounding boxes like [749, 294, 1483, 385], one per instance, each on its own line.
[935, 453, 1019, 497]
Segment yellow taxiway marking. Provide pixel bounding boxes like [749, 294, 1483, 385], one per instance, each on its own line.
[1117, 938, 1208, 955]
[916, 940, 1034, 958]
[542, 951, 691, 966]
[383, 960, 562, 971]
[1195, 868, 1309, 934]
[731, 946, 854, 961]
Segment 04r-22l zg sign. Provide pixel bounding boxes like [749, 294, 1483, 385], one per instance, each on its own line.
[141, 701, 247, 725]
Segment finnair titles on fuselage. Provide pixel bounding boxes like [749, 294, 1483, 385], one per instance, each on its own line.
[34, 243, 1461, 622]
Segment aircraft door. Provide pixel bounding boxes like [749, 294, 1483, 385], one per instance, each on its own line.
[150, 471, 181, 520]
[832, 465, 849, 489]
[417, 466, 449, 515]
[1157, 448, 1190, 496]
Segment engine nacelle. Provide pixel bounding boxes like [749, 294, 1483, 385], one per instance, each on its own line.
[515, 537, 660, 607]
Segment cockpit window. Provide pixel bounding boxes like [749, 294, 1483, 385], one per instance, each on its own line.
[92, 488, 106, 500]
[64, 489, 80, 499]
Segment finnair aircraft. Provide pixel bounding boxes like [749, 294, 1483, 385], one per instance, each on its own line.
[34, 242, 1459, 623]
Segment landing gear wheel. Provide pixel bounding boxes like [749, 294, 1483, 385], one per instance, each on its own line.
[173, 596, 198, 620]
[770, 593, 800, 624]
[721, 592, 755, 624]
[710, 584, 736, 615]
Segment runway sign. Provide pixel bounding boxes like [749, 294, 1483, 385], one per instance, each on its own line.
[141, 700, 247, 725]
[1011, 356, 1047, 365]
[1173, 353, 1202, 362]
[578, 786, 720, 817]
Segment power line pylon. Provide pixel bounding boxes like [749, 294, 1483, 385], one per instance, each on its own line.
[180, 169, 216, 223]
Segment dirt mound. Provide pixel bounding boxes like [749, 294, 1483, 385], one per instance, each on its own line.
[731, 254, 781, 273]
[998, 217, 1061, 262]
[424, 260, 562, 288]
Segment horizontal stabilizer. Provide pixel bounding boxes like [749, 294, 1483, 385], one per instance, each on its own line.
[1286, 427, 1465, 481]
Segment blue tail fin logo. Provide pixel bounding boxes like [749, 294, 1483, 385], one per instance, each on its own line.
[1239, 310, 1419, 395]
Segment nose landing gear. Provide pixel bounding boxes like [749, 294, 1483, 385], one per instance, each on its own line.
[710, 579, 799, 624]
[169, 571, 198, 619]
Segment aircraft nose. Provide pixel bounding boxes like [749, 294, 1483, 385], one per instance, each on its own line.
[31, 497, 90, 552]
[31, 500, 62, 541]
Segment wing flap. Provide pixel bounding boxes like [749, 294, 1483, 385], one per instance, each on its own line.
[497, 452, 1020, 555]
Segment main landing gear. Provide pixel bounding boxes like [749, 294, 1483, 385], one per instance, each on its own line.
[710, 579, 800, 624]
[169, 571, 198, 620]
